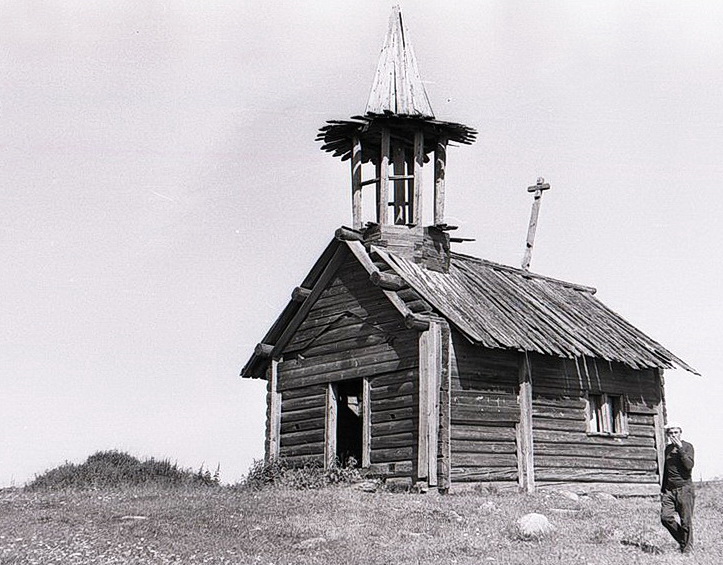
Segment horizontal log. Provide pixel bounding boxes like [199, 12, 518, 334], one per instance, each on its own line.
[281, 385, 327, 400]
[370, 381, 415, 401]
[371, 432, 415, 450]
[534, 442, 657, 460]
[372, 418, 416, 435]
[374, 394, 415, 411]
[370, 446, 415, 462]
[370, 369, 416, 388]
[280, 429, 325, 447]
[335, 226, 364, 241]
[452, 407, 519, 424]
[370, 270, 406, 291]
[281, 394, 325, 412]
[291, 286, 312, 303]
[451, 440, 517, 455]
[254, 343, 274, 358]
[532, 429, 655, 448]
[451, 425, 517, 442]
[451, 453, 517, 468]
[280, 454, 325, 467]
[535, 455, 657, 472]
[281, 406, 326, 423]
[371, 407, 416, 424]
[405, 313, 430, 331]
[534, 469, 658, 483]
[281, 416, 325, 434]
[450, 467, 518, 482]
[280, 343, 413, 379]
[532, 417, 587, 433]
[279, 442, 324, 458]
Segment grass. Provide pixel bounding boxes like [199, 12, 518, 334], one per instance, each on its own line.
[1, 455, 722, 564]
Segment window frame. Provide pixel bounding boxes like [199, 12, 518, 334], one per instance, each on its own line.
[586, 392, 628, 437]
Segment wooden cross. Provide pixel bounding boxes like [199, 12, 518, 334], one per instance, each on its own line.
[521, 177, 551, 271]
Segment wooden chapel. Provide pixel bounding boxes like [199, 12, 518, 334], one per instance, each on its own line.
[241, 6, 697, 494]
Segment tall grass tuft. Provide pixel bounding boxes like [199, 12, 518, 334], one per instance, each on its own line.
[239, 457, 365, 491]
[26, 450, 220, 490]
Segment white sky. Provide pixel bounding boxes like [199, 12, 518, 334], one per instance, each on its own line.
[2, 0, 722, 486]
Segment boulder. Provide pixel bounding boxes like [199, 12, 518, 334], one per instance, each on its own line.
[516, 513, 555, 540]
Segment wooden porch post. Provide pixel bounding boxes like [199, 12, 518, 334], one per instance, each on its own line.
[266, 359, 281, 462]
[517, 354, 535, 492]
[419, 320, 442, 486]
[325, 383, 338, 469]
[362, 376, 371, 468]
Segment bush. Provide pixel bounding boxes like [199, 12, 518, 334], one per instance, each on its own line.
[240, 457, 364, 491]
[26, 450, 220, 491]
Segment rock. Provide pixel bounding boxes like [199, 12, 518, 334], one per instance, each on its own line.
[479, 500, 497, 513]
[354, 480, 379, 493]
[516, 513, 554, 540]
[384, 477, 412, 492]
[590, 492, 616, 502]
[559, 490, 580, 503]
[294, 537, 327, 550]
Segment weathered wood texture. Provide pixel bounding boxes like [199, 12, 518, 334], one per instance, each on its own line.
[278, 256, 418, 391]
[275, 255, 420, 476]
[530, 354, 662, 484]
[449, 336, 520, 483]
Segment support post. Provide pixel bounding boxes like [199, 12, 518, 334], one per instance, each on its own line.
[266, 359, 281, 462]
[654, 368, 667, 487]
[521, 178, 551, 271]
[378, 128, 390, 225]
[351, 136, 363, 230]
[517, 354, 535, 492]
[362, 377, 371, 468]
[325, 383, 338, 469]
[412, 129, 424, 225]
[418, 320, 442, 486]
[438, 321, 452, 492]
[434, 137, 447, 225]
[393, 144, 406, 224]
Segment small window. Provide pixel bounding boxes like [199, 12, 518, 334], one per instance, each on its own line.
[587, 393, 627, 436]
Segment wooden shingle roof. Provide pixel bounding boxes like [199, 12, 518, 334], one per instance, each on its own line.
[376, 247, 698, 374]
[241, 232, 697, 378]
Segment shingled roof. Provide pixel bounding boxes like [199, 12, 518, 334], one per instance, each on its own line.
[241, 233, 697, 379]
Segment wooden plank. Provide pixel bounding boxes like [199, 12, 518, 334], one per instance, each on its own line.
[451, 425, 517, 442]
[372, 418, 416, 435]
[324, 383, 338, 469]
[280, 429, 325, 447]
[535, 455, 658, 472]
[362, 376, 371, 468]
[654, 369, 666, 487]
[267, 360, 281, 462]
[272, 245, 348, 358]
[453, 453, 518, 468]
[371, 432, 416, 449]
[412, 129, 423, 225]
[533, 429, 655, 448]
[351, 135, 362, 230]
[452, 440, 517, 454]
[451, 468, 518, 482]
[378, 128, 390, 224]
[518, 355, 534, 492]
[533, 442, 657, 460]
[371, 408, 417, 425]
[281, 417, 325, 434]
[280, 442, 325, 459]
[438, 322, 452, 491]
[434, 137, 447, 225]
[371, 446, 415, 462]
[370, 381, 415, 400]
[281, 406, 325, 423]
[535, 469, 658, 483]
[281, 393, 326, 412]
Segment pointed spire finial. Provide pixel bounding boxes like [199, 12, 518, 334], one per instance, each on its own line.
[365, 5, 434, 118]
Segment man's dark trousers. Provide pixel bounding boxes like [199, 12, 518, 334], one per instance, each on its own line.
[661, 484, 695, 552]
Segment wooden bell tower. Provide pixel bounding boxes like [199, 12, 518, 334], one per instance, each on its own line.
[317, 6, 476, 271]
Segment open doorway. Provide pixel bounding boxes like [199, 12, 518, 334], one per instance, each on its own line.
[336, 379, 363, 467]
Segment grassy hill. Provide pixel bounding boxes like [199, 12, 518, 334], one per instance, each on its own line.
[2, 454, 721, 564]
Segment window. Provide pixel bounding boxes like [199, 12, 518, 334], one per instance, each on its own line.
[587, 393, 627, 436]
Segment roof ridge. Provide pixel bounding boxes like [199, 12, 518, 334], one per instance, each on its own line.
[450, 252, 597, 294]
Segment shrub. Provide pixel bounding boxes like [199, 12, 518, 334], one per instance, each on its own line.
[26, 450, 220, 491]
[240, 457, 364, 491]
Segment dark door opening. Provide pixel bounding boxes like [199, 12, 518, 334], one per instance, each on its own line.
[336, 379, 363, 467]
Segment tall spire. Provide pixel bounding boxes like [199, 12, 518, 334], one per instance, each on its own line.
[365, 5, 434, 118]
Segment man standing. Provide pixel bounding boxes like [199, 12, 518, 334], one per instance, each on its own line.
[660, 422, 695, 553]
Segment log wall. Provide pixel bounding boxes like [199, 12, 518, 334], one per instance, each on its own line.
[530, 354, 662, 485]
[449, 334, 520, 483]
[276, 255, 420, 474]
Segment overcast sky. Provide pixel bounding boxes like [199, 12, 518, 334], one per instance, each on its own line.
[2, 1, 722, 486]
